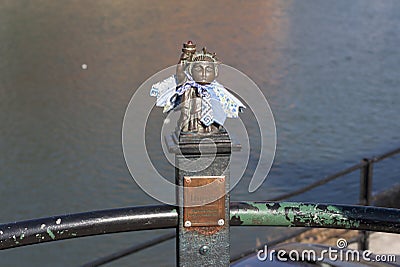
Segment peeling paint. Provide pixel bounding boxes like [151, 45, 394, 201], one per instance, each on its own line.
[20, 233, 25, 240]
[231, 201, 363, 229]
[46, 229, 56, 240]
[56, 219, 61, 225]
[40, 224, 46, 229]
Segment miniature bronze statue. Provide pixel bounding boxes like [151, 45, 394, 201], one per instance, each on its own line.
[150, 41, 245, 134]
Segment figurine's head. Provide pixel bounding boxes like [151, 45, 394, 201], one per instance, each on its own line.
[189, 47, 219, 85]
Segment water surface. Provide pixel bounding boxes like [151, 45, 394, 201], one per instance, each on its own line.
[0, 0, 399, 266]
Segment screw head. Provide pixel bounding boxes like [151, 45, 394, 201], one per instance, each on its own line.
[218, 219, 224, 226]
[184, 220, 191, 227]
[199, 245, 209, 255]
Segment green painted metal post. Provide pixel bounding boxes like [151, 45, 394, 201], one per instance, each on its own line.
[167, 130, 239, 267]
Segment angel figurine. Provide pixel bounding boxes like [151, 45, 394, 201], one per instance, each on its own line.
[150, 41, 245, 134]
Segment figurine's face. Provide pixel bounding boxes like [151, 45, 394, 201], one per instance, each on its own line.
[190, 61, 216, 84]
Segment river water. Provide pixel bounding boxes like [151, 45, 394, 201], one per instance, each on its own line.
[1, 0, 399, 266]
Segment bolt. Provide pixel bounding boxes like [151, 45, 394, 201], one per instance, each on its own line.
[184, 220, 192, 227]
[218, 219, 224, 226]
[218, 177, 225, 183]
[199, 245, 209, 255]
[184, 177, 191, 184]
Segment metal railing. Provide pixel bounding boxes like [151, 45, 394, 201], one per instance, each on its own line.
[0, 147, 399, 266]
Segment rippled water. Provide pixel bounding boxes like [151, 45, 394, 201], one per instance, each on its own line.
[0, 1, 399, 266]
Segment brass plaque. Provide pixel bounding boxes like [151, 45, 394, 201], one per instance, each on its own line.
[183, 176, 226, 227]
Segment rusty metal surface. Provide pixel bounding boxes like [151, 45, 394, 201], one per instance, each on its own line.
[183, 176, 225, 227]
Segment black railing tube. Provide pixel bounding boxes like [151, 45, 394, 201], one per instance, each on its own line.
[358, 158, 373, 250]
[372, 147, 400, 162]
[0, 205, 178, 250]
[1, 202, 399, 251]
[270, 162, 366, 201]
[270, 146, 400, 202]
[230, 201, 400, 233]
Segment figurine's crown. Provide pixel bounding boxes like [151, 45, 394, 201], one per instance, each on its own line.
[192, 47, 219, 63]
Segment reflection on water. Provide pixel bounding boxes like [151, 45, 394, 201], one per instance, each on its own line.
[1, 0, 400, 266]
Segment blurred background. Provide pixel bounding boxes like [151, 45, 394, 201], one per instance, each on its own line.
[0, 0, 399, 266]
